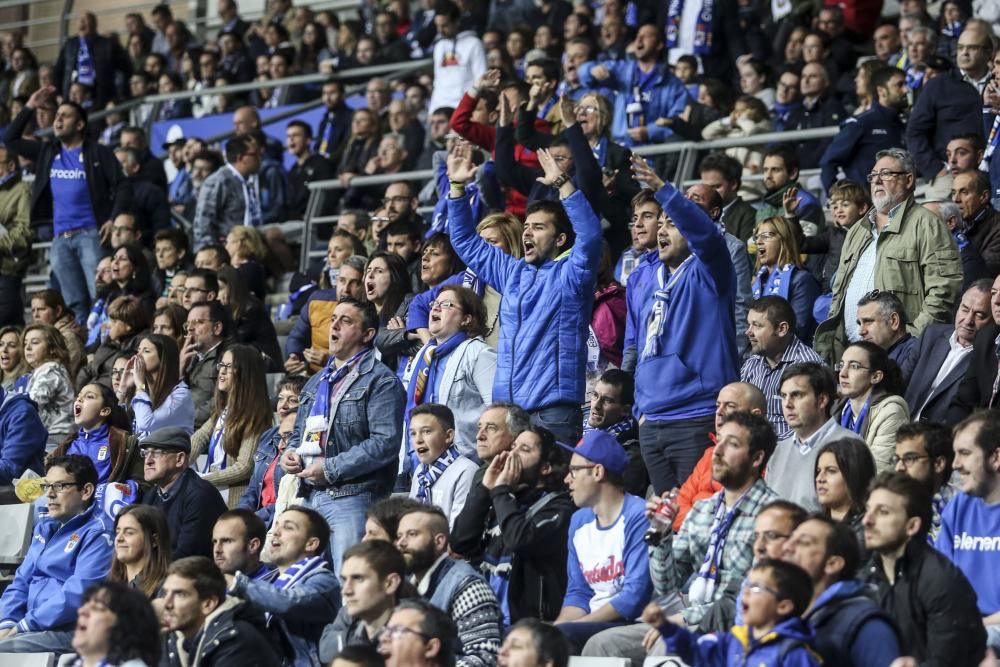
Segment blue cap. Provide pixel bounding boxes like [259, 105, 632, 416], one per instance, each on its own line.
[558, 430, 628, 477]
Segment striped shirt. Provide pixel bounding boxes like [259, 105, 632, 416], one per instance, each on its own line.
[740, 337, 825, 439]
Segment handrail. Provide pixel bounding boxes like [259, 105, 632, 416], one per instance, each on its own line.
[190, 0, 359, 26]
[631, 126, 840, 157]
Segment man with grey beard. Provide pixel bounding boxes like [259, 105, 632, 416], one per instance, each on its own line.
[815, 147, 963, 364]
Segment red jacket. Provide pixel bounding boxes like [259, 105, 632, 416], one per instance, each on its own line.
[673, 440, 722, 532]
[450, 93, 548, 218]
[593, 282, 627, 368]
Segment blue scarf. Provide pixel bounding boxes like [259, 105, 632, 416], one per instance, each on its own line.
[688, 486, 751, 604]
[840, 398, 871, 434]
[981, 114, 1000, 171]
[942, 21, 964, 38]
[266, 556, 326, 623]
[665, 0, 715, 54]
[275, 281, 316, 320]
[592, 137, 608, 168]
[406, 333, 467, 412]
[85, 298, 107, 347]
[751, 264, 795, 301]
[416, 444, 461, 504]
[641, 258, 695, 360]
[583, 416, 636, 437]
[905, 65, 924, 91]
[93, 480, 140, 521]
[76, 37, 95, 86]
[11, 372, 30, 395]
[772, 102, 798, 131]
[302, 348, 369, 453]
[461, 269, 485, 297]
[203, 410, 227, 474]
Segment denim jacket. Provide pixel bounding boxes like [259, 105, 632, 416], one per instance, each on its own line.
[238, 425, 291, 525]
[288, 348, 406, 498]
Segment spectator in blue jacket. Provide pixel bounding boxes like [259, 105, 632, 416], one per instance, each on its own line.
[445, 142, 602, 444]
[577, 24, 690, 148]
[238, 409, 295, 525]
[820, 67, 908, 195]
[227, 505, 341, 667]
[781, 514, 901, 667]
[624, 155, 738, 494]
[0, 384, 46, 485]
[0, 455, 113, 654]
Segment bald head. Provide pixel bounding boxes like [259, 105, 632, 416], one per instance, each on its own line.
[685, 184, 723, 221]
[715, 382, 767, 431]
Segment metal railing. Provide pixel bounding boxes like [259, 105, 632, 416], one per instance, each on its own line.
[298, 125, 843, 268]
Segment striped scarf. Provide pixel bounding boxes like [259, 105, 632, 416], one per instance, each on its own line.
[267, 556, 327, 623]
[416, 445, 460, 504]
[642, 257, 694, 360]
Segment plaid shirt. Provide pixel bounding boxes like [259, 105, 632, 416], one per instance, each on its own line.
[650, 477, 777, 625]
[740, 337, 824, 439]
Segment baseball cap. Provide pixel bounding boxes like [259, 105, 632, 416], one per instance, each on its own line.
[140, 427, 191, 454]
[161, 125, 185, 150]
[558, 430, 628, 476]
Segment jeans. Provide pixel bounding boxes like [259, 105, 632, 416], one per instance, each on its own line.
[50, 228, 100, 324]
[639, 415, 715, 495]
[530, 404, 583, 445]
[557, 621, 630, 655]
[305, 490, 375, 576]
[0, 275, 23, 327]
[0, 628, 73, 654]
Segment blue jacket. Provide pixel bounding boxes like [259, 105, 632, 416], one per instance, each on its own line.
[238, 425, 288, 525]
[627, 184, 738, 421]
[905, 71, 983, 181]
[286, 288, 337, 360]
[660, 616, 820, 667]
[578, 59, 690, 147]
[232, 566, 341, 667]
[804, 579, 901, 667]
[447, 190, 602, 410]
[0, 389, 45, 485]
[289, 348, 405, 498]
[820, 102, 904, 193]
[0, 503, 113, 632]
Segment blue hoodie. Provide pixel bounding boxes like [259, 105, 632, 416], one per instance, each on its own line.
[804, 579, 901, 667]
[447, 189, 602, 411]
[0, 502, 113, 632]
[660, 616, 820, 667]
[0, 388, 46, 485]
[626, 183, 738, 421]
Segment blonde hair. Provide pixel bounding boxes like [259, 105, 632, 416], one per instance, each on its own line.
[228, 225, 267, 262]
[476, 213, 524, 260]
[754, 216, 803, 270]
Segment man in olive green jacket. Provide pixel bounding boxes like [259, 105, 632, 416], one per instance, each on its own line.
[0, 145, 32, 326]
[814, 148, 963, 365]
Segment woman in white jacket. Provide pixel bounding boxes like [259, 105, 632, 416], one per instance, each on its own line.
[402, 285, 496, 458]
[20, 323, 75, 448]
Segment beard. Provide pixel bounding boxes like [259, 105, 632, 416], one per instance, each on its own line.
[402, 543, 438, 576]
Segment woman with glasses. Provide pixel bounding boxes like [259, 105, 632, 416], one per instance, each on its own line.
[117, 334, 193, 439]
[814, 437, 876, 549]
[238, 376, 304, 523]
[66, 581, 161, 666]
[833, 341, 908, 473]
[751, 216, 821, 344]
[189, 344, 273, 507]
[217, 266, 283, 371]
[0, 326, 27, 389]
[50, 382, 142, 484]
[401, 286, 496, 458]
[19, 323, 75, 447]
[78, 296, 150, 389]
[107, 504, 170, 598]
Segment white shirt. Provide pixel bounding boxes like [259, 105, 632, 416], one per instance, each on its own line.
[917, 331, 973, 418]
[668, 0, 704, 65]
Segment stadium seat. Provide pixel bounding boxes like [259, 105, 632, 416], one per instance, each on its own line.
[643, 657, 690, 667]
[568, 658, 632, 667]
[0, 503, 34, 565]
[0, 653, 54, 667]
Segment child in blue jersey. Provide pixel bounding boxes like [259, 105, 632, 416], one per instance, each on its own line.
[50, 383, 141, 484]
[645, 559, 820, 667]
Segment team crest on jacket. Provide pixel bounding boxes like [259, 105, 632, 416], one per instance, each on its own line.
[64, 533, 81, 553]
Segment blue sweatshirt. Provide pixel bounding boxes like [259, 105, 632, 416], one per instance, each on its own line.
[563, 493, 652, 620]
[935, 491, 1000, 615]
[659, 616, 820, 667]
[66, 423, 112, 483]
[627, 183, 738, 421]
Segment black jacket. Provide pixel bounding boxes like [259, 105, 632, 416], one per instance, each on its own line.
[234, 297, 284, 372]
[142, 467, 228, 560]
[288, 154, 334, 218]
[53, 34, 129, 108]
[161, 598, 281, 667]
[785, 93, 846, 168]
[450, 473, 575, 623]
[122, 177, 171, 238]
[900, 323, 971, 425]
[906, 71, 983, 181]
[948, 321, 1000, 423]
[4, 106, 128, 227]
[315, 104, 354, 164]
[862, 538, 986, 667]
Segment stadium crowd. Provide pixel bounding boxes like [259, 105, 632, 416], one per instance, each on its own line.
[0, 0, 998, 665]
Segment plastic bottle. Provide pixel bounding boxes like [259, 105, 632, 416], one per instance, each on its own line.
[643, 488, 680, 546]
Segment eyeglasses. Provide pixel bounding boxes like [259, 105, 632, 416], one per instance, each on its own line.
[277, 431, 294, 444]
[866, 170, 908, 183]
[139, 447, 177, 459]
[377, 625, 431, 642]
[185, 286, 209, 296]
[890, 453, 930, 467]
[753, 232, 778, 244]
[567, 464, 597, 478]
[381, 195, 410, 205]
[216, 361, 235, 373]
[751, 530, 791, 545]
[429, 300, 462, 312]
[862, 289, 881, 301]
[746, 583, 783, 598]
[41, 481, 83, 494]
[183, 318, 213, 332]
[834, 361, 870, 373]
[111, 369, 126, 378]
[575, 105, 599, 115]
[550, 155, 571, 164]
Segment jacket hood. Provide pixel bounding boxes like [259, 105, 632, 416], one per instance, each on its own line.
[809, 578, 869, 612]
[732, 615, 816, 651]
